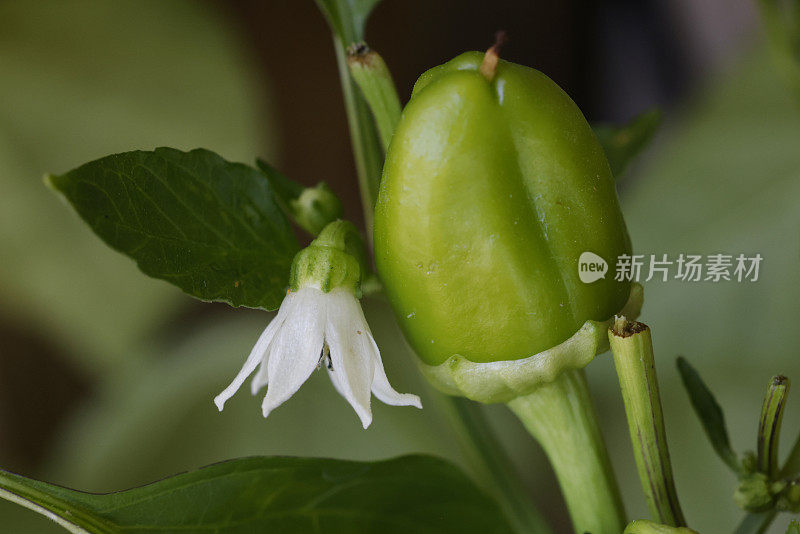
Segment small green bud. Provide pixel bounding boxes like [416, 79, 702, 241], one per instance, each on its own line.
[624, 520, 699, 534]
[256, 158, 343, 235]
[776, 479, 800, 513]
[734, 472, 775, 512]
[290, 183, 343, 236]
[289, 220, 366, 295]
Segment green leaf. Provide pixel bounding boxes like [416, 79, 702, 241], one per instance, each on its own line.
[787, 520, 800, 534]
[780, 433, 800, 477]
[676, 357, 740, 472]
[593, 109, 661, 178]
[0, 455, 513, 534]
[255, 158, 305, 202]
[47, 148, 299, 310]
[314, 0, 382, 43]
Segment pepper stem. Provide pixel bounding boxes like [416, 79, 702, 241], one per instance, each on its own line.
[609, 317, 688, 527]
[480, 30, 507, 81]
[347, 43, 403, 153]
[331, 37, 384, 237]
[507, 369, 626, 534]
[757, 375, 790, 478]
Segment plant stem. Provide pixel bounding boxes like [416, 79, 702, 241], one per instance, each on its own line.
[440, 396, 553, 534]
[609, 317, 687, 527]
[507, 369, 626, 534]
[347, 44, 402, 153]
[331, 37, 384, 237]
[757, 375, 790, 478]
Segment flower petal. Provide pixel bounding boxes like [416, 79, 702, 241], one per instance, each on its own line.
[214, 294, 295, 411]
[261, 287, 326, 418]
[250, 359, 270, 396]
[368, 335, 422, 409]
[325, 290, 375, 429]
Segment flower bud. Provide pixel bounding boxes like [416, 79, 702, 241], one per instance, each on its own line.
[734, 472, 775, 512]
[256, 159, 343, 236]
[777, 479, 800, 513]
[374, 51, 636, 400]
[291, 183, 343, 236]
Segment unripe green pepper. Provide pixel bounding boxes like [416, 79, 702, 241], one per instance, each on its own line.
[375, 51, 632, 369]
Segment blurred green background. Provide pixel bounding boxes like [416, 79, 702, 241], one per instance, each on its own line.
[0, 0, 798, 532]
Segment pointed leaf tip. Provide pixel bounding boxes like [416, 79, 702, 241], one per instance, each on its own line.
[677, 356, 741, 472]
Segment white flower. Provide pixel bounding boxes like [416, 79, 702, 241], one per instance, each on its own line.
[214, 286, 422, 428]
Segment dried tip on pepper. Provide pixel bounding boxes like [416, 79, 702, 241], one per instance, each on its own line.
[611, 315, 648, 337]
[479, 30, 507, 81]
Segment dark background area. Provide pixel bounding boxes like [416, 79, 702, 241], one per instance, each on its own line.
[217, 0, 706, 225]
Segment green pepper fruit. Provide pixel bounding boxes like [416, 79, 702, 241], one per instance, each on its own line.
[375, 51, 633, 370]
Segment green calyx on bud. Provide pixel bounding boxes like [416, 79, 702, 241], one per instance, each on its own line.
[375, 50, 633, 371]
[624, 520, 699, 534]
[777, 479, 800, 513]
[289, 220, 367, 295]
[732, 474, 800, 515]
[734, 472, 776, 512]
[256, 158, 343, 236]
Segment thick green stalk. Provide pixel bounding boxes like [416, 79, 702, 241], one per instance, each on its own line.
[609, 317, 687, 526]
[507, 369, 626, 534]
[347, 44, 402, 153]
[757, 375, 790, 478]
[331, 37, 384, 235]
[441, 396, 553, 534]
